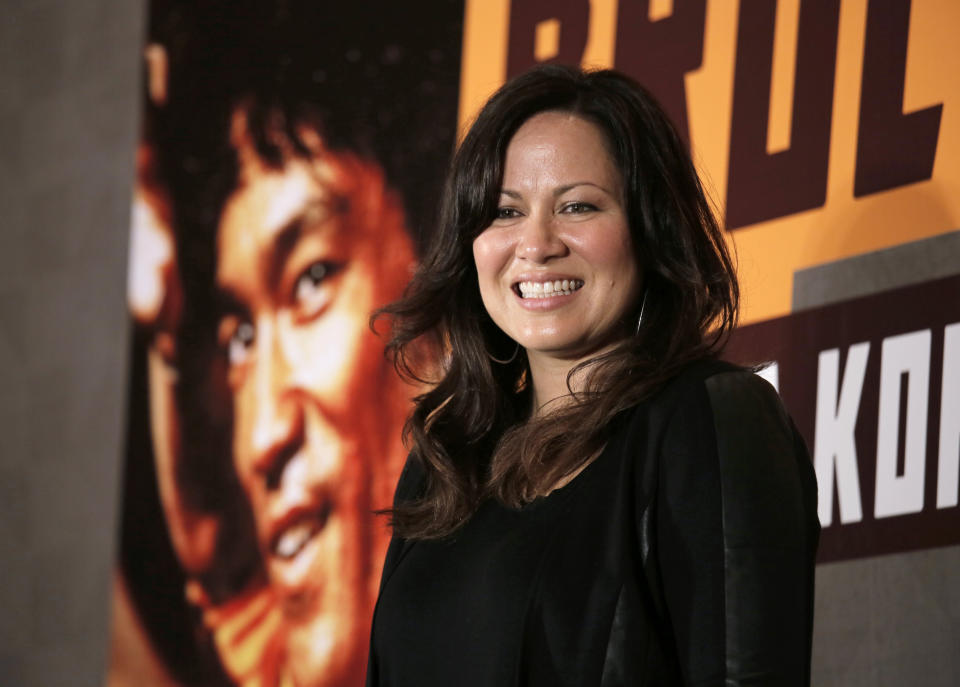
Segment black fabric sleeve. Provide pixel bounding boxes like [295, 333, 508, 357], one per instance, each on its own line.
[376, 454, 425, 594]
[367, 455, 427, 687]
[656, 371, 819, 686]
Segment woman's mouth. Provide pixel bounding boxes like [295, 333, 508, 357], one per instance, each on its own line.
[515, 279, 584, 298]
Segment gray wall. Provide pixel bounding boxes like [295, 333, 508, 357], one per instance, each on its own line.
[794, 231, 960, 686]
[0, 1, 145, 685]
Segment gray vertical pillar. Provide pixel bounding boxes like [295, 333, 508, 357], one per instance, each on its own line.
[0, 1, 145, 685]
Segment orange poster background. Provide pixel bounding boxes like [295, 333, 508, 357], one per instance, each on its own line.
[459, 0, 960, 324]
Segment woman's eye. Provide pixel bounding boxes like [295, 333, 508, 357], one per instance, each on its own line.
[496, 207, 521, 220]
[562, 201, 597, 214]
[293, 261, 340, 318]
[227, 321, 255, 367]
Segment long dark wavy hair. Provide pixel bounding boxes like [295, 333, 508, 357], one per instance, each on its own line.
[380, 65, 738, 539]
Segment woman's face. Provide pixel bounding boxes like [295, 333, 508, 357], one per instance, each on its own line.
[472, 111, 641, 365]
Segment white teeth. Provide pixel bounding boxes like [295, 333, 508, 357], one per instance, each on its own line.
[274, 521, 315, 560]
[517, 279, 583, 299]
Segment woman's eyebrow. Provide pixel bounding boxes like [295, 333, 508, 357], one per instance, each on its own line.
[499, 182, 614, 199]
[554, 181, 613, 196]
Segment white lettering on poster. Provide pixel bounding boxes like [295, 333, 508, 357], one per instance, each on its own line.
[874, 330, 931, 518]
[938, 323, 960, 509]
[756, 361, 780, 393]
[815, 343, 869, 526]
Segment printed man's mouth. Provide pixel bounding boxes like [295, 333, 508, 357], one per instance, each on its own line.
[269, 501, 332, 561]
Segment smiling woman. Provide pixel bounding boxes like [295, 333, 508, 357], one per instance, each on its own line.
[473, 111, 641, 408]
[368, 65, 820, 686]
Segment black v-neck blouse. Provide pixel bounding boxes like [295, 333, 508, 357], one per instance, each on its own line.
[367, 361, 819, 686]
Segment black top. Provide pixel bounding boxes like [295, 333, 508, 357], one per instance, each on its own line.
[367, 361, 819, 686]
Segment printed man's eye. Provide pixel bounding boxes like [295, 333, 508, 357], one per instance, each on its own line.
[227, 321, 255, 367]
[294, 261, 340, 319]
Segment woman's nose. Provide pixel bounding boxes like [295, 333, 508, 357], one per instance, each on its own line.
[515, 212, 567, 262]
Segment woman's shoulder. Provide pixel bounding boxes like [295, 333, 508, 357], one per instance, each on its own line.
[392, 452, 428, 506]
[619, 358, 817, 537]
[645, 359, 812, 492]
[639, 358, 780, 420]
[659, 357, 772, 399]
[615, 357, 796, 457]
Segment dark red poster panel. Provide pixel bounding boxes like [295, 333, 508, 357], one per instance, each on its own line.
[113, 2, 465, 686]
[726, 274, 960, 563]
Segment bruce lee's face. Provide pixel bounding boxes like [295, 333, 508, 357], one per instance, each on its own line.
[214, 127, 414, 686]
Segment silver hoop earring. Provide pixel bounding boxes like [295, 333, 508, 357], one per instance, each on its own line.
[635, 289, 648, 336]
[487, 341, 520, 365]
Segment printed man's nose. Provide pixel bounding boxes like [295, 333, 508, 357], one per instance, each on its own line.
[250, 323, 304, 490]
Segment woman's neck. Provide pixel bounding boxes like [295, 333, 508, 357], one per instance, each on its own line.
[526, 344, 617, 416]
[526, 354, 576, 416]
